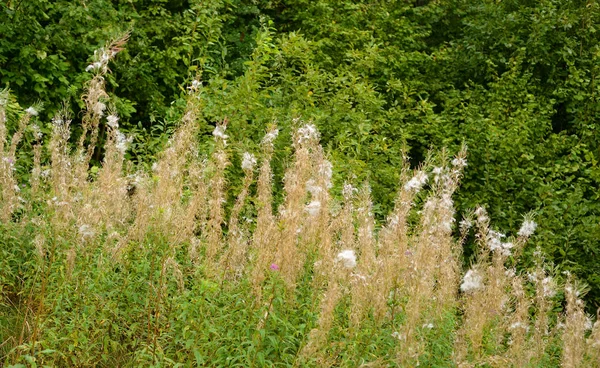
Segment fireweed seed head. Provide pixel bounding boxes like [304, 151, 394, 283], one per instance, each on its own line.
[297, 123, 319, 144]
[25, 106, 39, 116]
[213, 125, 229, 140]
[518, 219, 537, 238]
[336, 249, 357, 269]
[404, 171, 428, 192]
[262, 128, 279, 145]
[460, 269, 483, 293]
[305, 200, 321, 217]
[241, 152, 257, 171]
[106, 114, 119, 128]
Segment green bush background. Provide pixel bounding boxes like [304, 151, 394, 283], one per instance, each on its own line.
[1, 0, 599, 309]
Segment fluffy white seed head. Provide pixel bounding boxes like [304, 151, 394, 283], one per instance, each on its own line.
[305, 200, 321, 217]
[106, 115, 119, 128]
[241, 152, 257, 171]
[460, 269, 483, 293]
[25, 106, 38, 116]
[336, 249, 357, 269]
[518, 219, 537, 237]
[404, 171, 428, 192]
[213, 125, 229, 141]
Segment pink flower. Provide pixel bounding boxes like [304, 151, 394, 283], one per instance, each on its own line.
[270, 263, 280, 271]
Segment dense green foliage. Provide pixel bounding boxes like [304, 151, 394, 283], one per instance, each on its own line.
[1, 0, 599, 308]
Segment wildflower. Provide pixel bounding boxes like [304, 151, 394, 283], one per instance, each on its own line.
[93, 101, 106, 117]
[336, 249, 357, 269]
[542, 276, 556, 298]
[451, 157, 467, 168]
[585, 317, 594, 331]
[31, 124, 43, 139]
[342, 183, 356, 198]
[106, 115, 119, 128]
[391, 331, 406, 341]
[78, 224, 95, 239]
[518, 219, 537, 237]
[306, 179, 323, 196]
[297, 124, 319, 143]
[241, 152, 257, 171]
[510, 322, 529, 332]
[85, 61, 102, 72]
[188, 79, 202, 92]
[213, 125, 228, 140]
[25, 106, 38, 116]
[319, 160, 333, 187]
[305, 200, 321, 216]
[404, 171, 428, 192]
[422, 323, 434, 329]
[460, 269, 483, 293]
[270, 263, 280, 271]
[115, 132, 133, 154]
[459, 218, 472, 232]
[262, 128, 279, 144]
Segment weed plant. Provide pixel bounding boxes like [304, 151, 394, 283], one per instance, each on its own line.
[1, 43, 599, 367]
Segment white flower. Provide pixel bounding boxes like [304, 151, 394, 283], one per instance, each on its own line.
[306, 179, 323, 197]
[78, 224, 95, 239]
[241, 152, 257, 171]
[391, 331, 405, 341]
[585, 317, 594, 331]
[404, 171, 428, 192]
[460, 269, 483, 293]
[542, 277, 556, 298]
[422, 323, 434, 329]
[518, 219, 537, 237]
[336, 249, 357, 269]
[509, 322, 529, 332]
[25, 106, 38, 116]
[31, 124, 43, 139]
[342, 183, 356, 198]
[93, 102, 106, 117]
[262, 128, 279, 144]
[188, 79, 202, 91]
[319, 160, 333, 188]
[297, 124, 319, 143]
[85, 61, 103, 72]
[452, 157, 467, 168]
[115, 132, 133, 154]
[213, 125, 229, 140]
[106, 115, 119, 128]
[305, 200, 321, 216]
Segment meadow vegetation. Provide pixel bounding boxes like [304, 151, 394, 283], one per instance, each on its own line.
[1, 40, 600, 367]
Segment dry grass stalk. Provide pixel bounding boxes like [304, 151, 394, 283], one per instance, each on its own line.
[561, 277, 587, 368]
[220, 153, 256, 280]
[204, 119, 229, 273]
[250, 127, 278, 295]
[274, 122, 317, 290]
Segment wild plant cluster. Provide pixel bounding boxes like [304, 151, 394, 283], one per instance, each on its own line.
[1, 45, 599, 367]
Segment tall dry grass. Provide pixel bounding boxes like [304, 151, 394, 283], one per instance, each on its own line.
[1, 43, 599, 367]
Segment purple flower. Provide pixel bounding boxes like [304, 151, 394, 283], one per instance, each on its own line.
[270, 263, 280, 271]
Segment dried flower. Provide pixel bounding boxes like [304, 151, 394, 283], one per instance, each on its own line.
[305, 200, 321, 216]
[404, 171, 428, 192]
[336, 249, 357, 269]
[25, 106, 38, 116]
[460, 269, 483, 293]
[262, 128, 279, 144]
[518, 219, 537, 237]
[241, 152, 257, 171]
[106, 115, 119, 128]
[213, 125, 228, 140]
[452, 157, 467, 168]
